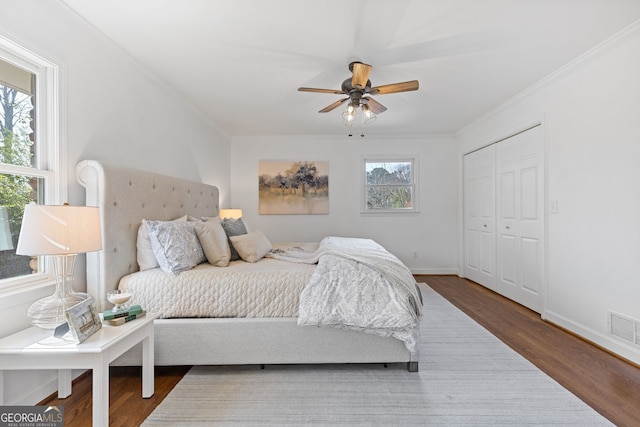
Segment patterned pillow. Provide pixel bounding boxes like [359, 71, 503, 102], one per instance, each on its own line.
[146, 220, 205, 275]
[220, 218, 248, 261]
[136, 215, 187, 271]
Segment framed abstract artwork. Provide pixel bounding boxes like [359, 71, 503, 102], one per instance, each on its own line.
[259, 161, 329, 214]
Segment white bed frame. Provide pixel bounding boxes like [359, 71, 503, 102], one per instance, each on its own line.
[76, 160, 418, 371]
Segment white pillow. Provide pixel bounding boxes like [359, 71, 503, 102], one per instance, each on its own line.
[146, 220, 205, 275]
[196, 220, 231, 267]
[137, 215, 187, 270]
[229, 230, 272, 263]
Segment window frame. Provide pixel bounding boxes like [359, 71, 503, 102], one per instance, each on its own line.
[0, 33, 65, 294]
[361, 155, 419, 215]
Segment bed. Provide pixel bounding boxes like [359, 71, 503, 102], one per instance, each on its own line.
[76, 160, 420, 371]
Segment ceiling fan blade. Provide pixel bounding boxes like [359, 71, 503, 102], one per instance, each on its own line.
[319, 98, 349, 113]
[298, 87, 344, 94]
[351, 62, 372, 89]
[363, 97, 387, 114]
[370, 80, 419, 95]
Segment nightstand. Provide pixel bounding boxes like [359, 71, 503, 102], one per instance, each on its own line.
[0, 313, 158, 427]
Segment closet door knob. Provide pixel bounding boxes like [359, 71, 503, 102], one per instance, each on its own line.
[506, 226, 510, 230]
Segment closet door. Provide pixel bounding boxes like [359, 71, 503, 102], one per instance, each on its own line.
[496, 126, 544, 312]
[463, 144, 497, 291]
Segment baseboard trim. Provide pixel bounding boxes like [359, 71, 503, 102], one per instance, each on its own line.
[410, 268, 459, 275]
[544, 309, 640, 367]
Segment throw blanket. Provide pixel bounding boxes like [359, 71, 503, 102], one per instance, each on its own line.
[267, 236, 423, 352]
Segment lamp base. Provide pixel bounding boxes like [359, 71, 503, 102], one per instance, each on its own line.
[28, 291, 89, 330]
[27, 254, 89, 330]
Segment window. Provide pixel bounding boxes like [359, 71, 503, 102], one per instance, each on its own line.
[0, 36, 62, 292]
[363, 156, 418, 213]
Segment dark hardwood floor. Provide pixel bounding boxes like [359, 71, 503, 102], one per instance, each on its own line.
[40, 365, 191, 427]
[39, 275, 640, 426]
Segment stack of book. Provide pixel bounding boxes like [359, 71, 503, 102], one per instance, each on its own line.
[102, 304, 146, 326]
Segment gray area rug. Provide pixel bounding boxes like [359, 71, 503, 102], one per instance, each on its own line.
[143, 284, 612, 426]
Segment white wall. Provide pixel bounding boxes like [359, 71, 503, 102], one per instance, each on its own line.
[457, 22, 640, 364]
[230, 134, 459, 274]
[5, 0, 638, 408]
[0, 0, 231, 404]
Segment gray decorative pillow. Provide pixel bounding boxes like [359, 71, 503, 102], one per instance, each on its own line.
[220, 218, 248, 261]
[146, 220, 205, 275]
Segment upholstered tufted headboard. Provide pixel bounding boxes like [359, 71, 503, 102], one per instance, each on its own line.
[76, 160, 219, 311]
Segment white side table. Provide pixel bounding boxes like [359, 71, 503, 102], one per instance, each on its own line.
[0, 313, 158, 427]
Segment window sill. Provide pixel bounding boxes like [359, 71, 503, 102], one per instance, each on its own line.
[0, 277, 56, 306]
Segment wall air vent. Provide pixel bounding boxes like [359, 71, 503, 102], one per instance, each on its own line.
[608, 311, 639, 345]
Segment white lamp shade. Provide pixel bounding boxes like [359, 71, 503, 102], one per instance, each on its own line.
[220, 208, 243, 219]
[16, 203, 102, 256]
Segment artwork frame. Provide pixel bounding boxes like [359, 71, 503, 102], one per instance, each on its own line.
[259, 160, 329, 215]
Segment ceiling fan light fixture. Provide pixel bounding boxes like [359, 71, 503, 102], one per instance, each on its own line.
[342, 109, 356, 125]
[362, 104, 377, 124]
[343, 101, 357, 125]
[298, 61, 418, 130]
[342, 112, 356, 126]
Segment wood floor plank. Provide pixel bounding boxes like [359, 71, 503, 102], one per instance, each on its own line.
[40, 366, 190, 427]
[37, 275, 640, 426]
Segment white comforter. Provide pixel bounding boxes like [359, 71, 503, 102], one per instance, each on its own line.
[267, 236, 423, 352]
[119, 256, 316, 318]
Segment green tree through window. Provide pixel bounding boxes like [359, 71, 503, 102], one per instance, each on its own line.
[0, 39, 61, 290]
[0, 70, 37, 280]
[364, 159, 416, 212]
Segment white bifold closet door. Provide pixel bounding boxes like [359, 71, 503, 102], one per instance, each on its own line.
[463, 144, 497, 291]
[464, 125, 544, 313]
[496, 125, 544, 312]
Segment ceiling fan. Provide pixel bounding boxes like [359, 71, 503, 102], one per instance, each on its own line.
[298, 61, 419, 125]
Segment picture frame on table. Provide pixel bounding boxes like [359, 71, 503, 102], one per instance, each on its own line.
[65, 297, 102, 343]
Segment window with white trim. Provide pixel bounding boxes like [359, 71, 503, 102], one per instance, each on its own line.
[363, 156, 418, 213]
[0, 37, 62, 292]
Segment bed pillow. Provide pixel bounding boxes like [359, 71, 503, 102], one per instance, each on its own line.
[137, 215, 188, 271]
[196, 220, 231, 267]
[229, 230, 272, 263]
[146, 220, 205, 275]
[220, 218, 248, 261]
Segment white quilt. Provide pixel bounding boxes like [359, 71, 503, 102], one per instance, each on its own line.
[118, 256, 316, 318]
[267, 236, 423, 352]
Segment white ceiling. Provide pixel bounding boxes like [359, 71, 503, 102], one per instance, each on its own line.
[60, 0, 640, 137]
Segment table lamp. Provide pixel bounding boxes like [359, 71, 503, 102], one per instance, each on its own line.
[219, 209, 243, 219]
[16, 203, 102, 330]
